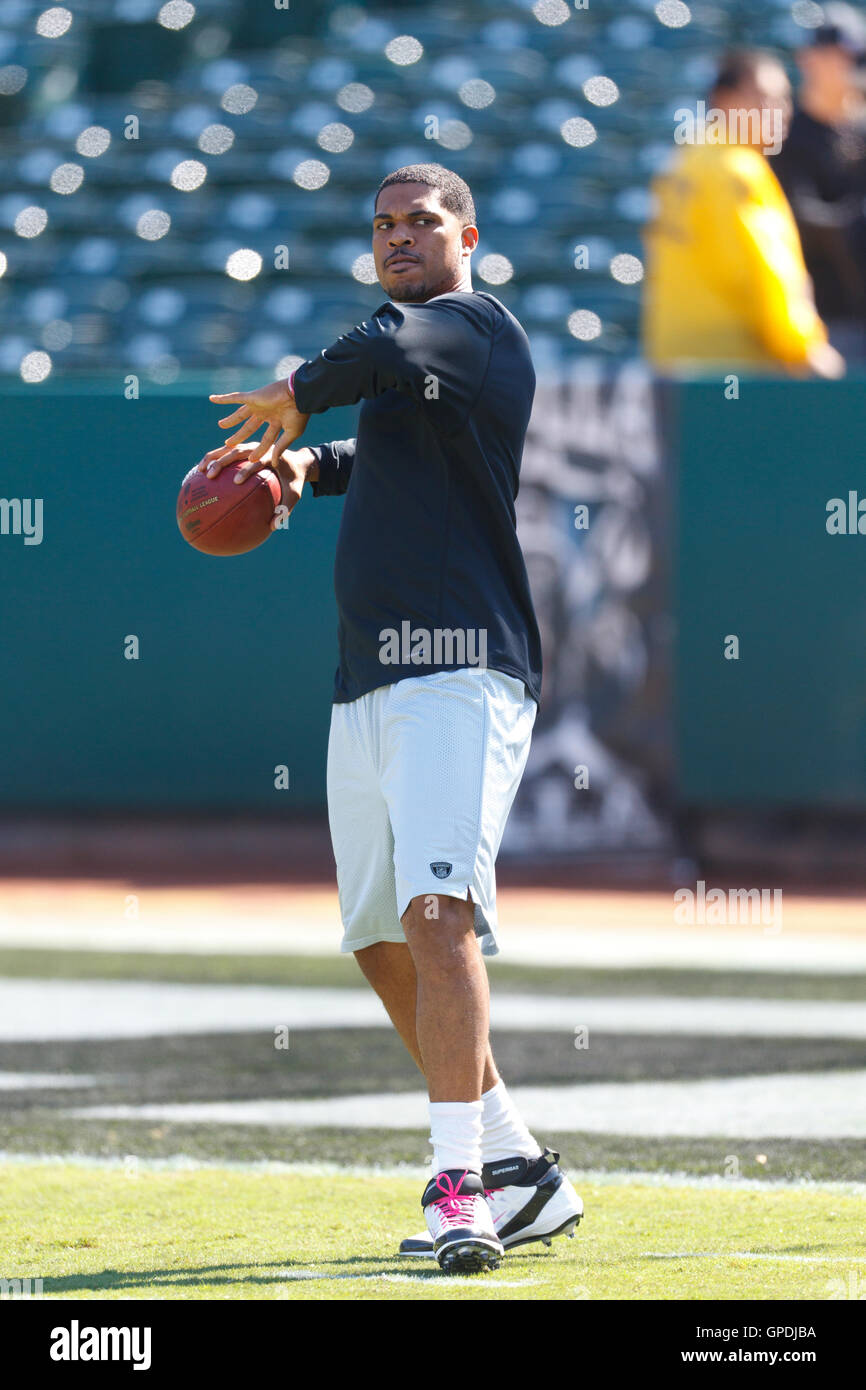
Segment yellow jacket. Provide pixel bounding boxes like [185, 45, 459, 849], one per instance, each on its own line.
[642, 141, 827, 370]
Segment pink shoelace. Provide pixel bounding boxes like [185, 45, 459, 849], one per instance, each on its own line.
[431, 1171, 478, 1228]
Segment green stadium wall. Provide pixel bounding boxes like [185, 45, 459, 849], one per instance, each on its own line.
[0, 376, 864, 813]
[674, 378, 866, 809]
[0, 380, 353, 812]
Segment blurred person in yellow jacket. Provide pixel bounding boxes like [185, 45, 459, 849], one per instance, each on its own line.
[643, 50, 845, 377]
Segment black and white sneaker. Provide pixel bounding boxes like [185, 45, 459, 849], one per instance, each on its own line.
[403, 1149, 582, 1258]
[421, 1168, 504, 1274]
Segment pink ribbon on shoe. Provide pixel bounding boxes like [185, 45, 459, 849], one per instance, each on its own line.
[432, 1170, 476, 1226]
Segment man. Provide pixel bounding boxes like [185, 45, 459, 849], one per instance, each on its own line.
[643, 49, 844, 377]
[771, 3, 866, 359]
[198, 163, 583, 1274]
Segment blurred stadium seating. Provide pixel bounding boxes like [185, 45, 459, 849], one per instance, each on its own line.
[0, 0, 829, 382]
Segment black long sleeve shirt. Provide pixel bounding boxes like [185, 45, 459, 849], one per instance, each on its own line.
[771, 108, 866, 323]
[291, 289, 542, 706]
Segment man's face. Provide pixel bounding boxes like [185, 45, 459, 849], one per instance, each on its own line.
[749, 63, 792, 143]
[372, 183, 477, 302]
[799, 43, 859, 100]
[722, 63, 792, 148]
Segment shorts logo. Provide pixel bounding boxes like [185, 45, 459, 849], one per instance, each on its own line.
[430, 862, 453, 879]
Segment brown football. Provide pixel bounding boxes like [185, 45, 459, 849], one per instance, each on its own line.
[176, 464, 281, 556]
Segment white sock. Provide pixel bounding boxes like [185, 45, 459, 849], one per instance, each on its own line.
[481, 1079, 543, 1164]
[428, 1099, 483, 1175]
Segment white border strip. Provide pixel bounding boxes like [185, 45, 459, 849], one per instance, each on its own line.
[1, 1151, 865, 1195]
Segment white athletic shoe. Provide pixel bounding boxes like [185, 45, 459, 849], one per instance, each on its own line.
[421, 1168, 504, 1274]
[403, 1149, 582, 1258]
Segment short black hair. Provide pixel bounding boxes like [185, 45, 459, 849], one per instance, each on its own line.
[812, 2, 866, 58]
[374, 163, 477, 227]
[710, 48, 785, 98]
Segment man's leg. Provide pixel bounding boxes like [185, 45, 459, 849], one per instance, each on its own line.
[400, 892, 487, 1102]
[395, 890, 498, 1266]
[371, 910, 582, 1261]
[355, 918, 581, 1263]
[354, 936, 499, 1090]
[354, 934, 541, 1164]
[355, 930, 541, 1164]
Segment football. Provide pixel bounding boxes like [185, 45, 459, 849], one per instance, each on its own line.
[176, 464, 281, 556]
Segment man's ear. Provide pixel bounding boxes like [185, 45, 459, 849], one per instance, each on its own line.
[462, 225, 479, 254]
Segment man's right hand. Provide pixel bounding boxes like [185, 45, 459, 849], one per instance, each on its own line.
[195, 444, 319, 531]
[807, 341, 846, 379]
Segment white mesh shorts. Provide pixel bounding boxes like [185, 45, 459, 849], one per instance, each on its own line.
[326, 667, 536, 957]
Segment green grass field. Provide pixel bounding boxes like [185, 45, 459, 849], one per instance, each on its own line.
[2, 1160, 864, 1301]
[2, 947, 863, 1000]
[2, 939, 863, 1301]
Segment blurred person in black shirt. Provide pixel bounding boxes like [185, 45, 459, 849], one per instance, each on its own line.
[772, 3, 866, 358]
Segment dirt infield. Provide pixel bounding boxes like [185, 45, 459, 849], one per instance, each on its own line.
[1, 815, 864, 967]
[1, 879, 865, 929]
[0, 878, 864, 964]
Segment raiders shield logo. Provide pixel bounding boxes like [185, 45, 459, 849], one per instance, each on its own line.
[429, 861, 453, 879]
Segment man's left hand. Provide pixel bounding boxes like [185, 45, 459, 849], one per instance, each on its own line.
[203, 378, 310, 469]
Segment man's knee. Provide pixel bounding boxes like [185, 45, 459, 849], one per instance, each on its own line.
[353, 939, 414, 986]
[402, 893, 477, 973]
[354, 939, 408, 965]
[403, 890, 473, 931]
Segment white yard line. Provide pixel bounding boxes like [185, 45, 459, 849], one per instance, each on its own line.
[0, 1072, 101, 1090]
[0, 920, 343, 958]
[501, 926, 866, 975]
[68, 1068, 866, 1138]
[643, 1252, 866, 1263]
[0, 979, 864, 1041]
[270, 1270, 537, 1286]
[0, 980, 385, 1039]
[2, 1152, 864, 1194]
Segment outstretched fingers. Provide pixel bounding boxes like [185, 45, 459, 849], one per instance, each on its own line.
[221, 415, 265, 451]
[217, 405, 252, 428]
[248, 421, 280, 463]
[271, 428, 296, 461]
